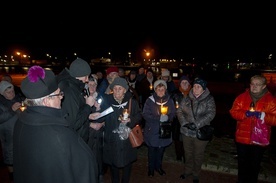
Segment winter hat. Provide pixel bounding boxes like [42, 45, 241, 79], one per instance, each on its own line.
[0, 81, 13, 95]
[146, 68, 154, 74]
[161, 70, 170, 77]
[21, 66, 58, 99]
[193, 78, 207, 90]
[154, 79, 167, 90]
[110, 77, 129, 91]
[179, 75, 191, 85]
[106, 67, 119, 75]
[69, 58, 91, 77]
[130, 70, 137, 75]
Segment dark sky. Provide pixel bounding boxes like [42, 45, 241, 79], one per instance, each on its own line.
[1, 4, 275, 62]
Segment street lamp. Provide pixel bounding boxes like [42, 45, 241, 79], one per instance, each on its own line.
[16, 52, 27, 65]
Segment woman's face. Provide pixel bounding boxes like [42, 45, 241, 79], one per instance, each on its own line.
[155, 86, 166, 97]
[112, 85, 126, 100]
[88, 80, 97, 95]
[250, 78, 266, 94]
[193, 84, 204, 97]
[180, 80, 190, 90]
[3, 87, 15, 100]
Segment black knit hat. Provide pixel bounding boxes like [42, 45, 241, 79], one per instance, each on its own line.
[110, 77, 129, 91]
[69, 58, 91, 77]
[193, 78, 207, 90]
[21, 66, 58, 99]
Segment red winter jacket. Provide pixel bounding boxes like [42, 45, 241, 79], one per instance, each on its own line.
[229, 89, 276, 145]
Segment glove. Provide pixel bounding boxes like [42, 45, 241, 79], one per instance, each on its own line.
[160, 114, 168, 122]
[245, 111, 262, 118]
[183, 123, 197, 130]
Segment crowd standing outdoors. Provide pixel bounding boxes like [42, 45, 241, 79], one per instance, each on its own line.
[1, 58, 276, 183]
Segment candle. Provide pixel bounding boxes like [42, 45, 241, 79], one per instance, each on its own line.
[20, 101, 26, 112]
[249, 102, 255, 112]
[175, 101, 179, 109]
[161, 105, 168, 115]
[149, 84, 153, 90]
[123, 109, 129, 120]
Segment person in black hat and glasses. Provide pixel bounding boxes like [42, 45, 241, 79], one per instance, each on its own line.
[13, 66, 99, 183]
[177, 78, 216, 183]
[57, 58, 99, 143]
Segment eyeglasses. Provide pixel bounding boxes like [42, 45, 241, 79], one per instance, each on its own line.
[48, 91, 64, 98]
[250, 83, 263, 87]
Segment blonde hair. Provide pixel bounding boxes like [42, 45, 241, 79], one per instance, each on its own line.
[250, 75, 267, 85]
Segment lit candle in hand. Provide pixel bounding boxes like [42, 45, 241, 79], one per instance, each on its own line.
[161, 105, 168, 115]
[149, 84, 153, 90]
[249, 102, 255, 112]
[123, 109, 129, 120]
[20, 101, 26, 112]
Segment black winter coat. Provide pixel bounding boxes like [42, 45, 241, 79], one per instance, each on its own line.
[13, 106, 98, 183]
[98, 92, 142, 168]
[57, 68, 92, 143]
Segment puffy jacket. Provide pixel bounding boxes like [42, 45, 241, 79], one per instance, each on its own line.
[229, 89, 276, 145]
[177, 88, 216, 138]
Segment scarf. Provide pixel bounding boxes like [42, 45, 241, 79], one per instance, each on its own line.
[250, 87, 268, 104]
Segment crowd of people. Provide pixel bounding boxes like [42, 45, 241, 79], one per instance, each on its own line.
[0, 57, 276, 183]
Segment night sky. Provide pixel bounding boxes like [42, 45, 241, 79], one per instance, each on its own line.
[1, 4, 275, 63]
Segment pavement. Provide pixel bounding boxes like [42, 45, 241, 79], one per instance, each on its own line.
[102, 136, 276, 183]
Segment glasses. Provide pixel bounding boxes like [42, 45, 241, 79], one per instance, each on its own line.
[250, 83, 263, 87]
[48, 91, 64, 98]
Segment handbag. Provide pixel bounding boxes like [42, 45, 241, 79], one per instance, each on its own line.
[196, 125, 214, 141]
[129, 125, 144, 147]
[127, 98, 144, 147]
[159, 122, 172, 139]
[251, 118, 269, 146]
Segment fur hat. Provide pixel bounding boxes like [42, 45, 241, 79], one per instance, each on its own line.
[154, 79, 167, 90]
[110, 77, 129, 91]
[106, 67, 119, 75]
[21, 66, 58, 99]
[69, 58, 91, 77]
[0, 81, 13, 95]
[194, 78, 207, 90]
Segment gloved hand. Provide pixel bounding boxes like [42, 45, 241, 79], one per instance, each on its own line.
[245, 111, 262, 118]
[183, 123, 197, 130]
[160, 114, 168, 122]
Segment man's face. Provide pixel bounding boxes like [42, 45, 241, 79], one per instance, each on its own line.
[76, 75, 89, 83]
[3, 87, 15, 100]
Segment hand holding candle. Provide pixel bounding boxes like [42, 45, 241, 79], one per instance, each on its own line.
[123, 109, 129, 120]
[20, 101, 26, 112]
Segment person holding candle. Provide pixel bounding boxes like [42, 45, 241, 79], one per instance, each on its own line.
[87, 74, 106, 183]
[177, 77, 216, 183]
[171, 75, 192, 162]
[230, 75, 276, 183]
[143, 79, 176, 177]
[95, 77, 143, 183]
[0, 81, 23, 181]
[136, 68, 157, 110]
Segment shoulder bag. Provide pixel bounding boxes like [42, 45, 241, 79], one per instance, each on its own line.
[128, 98, 144, 147]
[196, 125, 214, 141]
